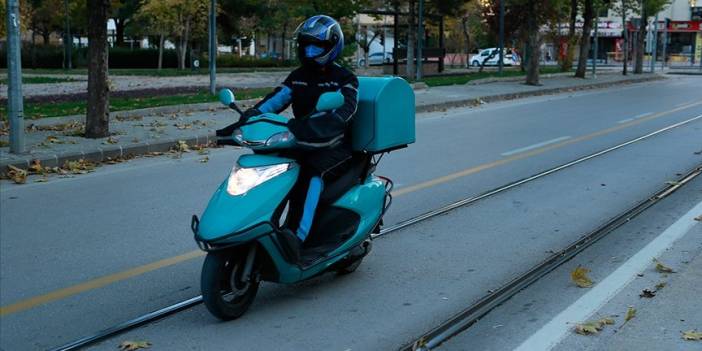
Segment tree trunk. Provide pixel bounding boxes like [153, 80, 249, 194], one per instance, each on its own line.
[86, 0, 111, 138]
[31, 31, 37, 68]
[158, 34, 164, 70]
[42, 31, 50, 45]
[461, 17, 470, 69]
[406, 0, 415, 78]
[575, 0, 594, 78]
[525, 4, 541, 86]
[622, 11, 628, 75]
[560, 0, 578, 71]
[634, 8, 647, 74]
[115, 19, 125, 47]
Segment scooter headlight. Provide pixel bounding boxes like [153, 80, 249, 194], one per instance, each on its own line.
[265, 131, 293, 146]
[226, 163, 290, 196]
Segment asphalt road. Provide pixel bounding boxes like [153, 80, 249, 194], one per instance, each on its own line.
[1, 75, 701, 350]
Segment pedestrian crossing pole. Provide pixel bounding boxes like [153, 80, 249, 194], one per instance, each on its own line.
[6, 0, 26, 154]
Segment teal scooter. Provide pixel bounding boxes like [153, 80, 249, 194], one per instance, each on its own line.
[192, 77, 415, 320]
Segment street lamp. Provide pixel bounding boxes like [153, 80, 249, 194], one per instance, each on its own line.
[6, 0, 25, 153]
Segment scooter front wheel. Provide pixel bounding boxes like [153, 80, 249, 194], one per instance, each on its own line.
[201, 251, 259, 320]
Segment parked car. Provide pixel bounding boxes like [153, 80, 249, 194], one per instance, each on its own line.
[358, 52, 393, 67]
[470, 48, 519, 67]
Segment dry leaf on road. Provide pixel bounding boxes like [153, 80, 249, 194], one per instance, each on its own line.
[625, 306, 636, 322]
[6, 165, 28, 184]
[199, 156, 209, 163]
[119, 340, 151, 350]
[571, 266, 594, 288]
[639, 289, 656, 298]
[682, 330, 702, 341]
[694, 215, 702, 222]
[175, 140, 190, 152]
[574, 318, 615, 335]
[28, 160, 44, 174]
[653, 258, 675, 273]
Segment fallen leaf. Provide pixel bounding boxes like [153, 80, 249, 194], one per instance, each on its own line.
[655, 282, 667, 290]
[175, 140, 190, 152]
[28, 160, 44, 174]
[625, 306, 636, 322]
[571, 266, 594, 288]
[35, 177, 48, 183]
[694, 215, 702, 222]
[199, 156, 209, 163]
[639, 289, 656, 298]
[118, 340, 151, 350]
[45, 135, 64, 144]
[574, 318, 614, 335]
[653, 258, 675, 273]
[104, 136, 119, 144]
[63, 159, 96, 174]
[682, 330, 702, 341]
[6, 165, 28, 184]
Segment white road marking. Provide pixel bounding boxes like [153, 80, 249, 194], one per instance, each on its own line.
[513, 200, 702, 351]
[618, 112, 652, 124]
[501, 136, 572, 157]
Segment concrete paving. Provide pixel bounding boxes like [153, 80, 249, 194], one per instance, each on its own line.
[441, 175, 702, 351]
[0, 75, 700, 350]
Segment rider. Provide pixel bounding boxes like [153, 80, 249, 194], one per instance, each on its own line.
[241, 15, 358, 261]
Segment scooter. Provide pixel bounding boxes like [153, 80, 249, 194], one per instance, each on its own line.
[192, 77, 415, 320]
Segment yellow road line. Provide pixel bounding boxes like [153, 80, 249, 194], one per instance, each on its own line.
[2, 100, 701, 317]
[0, 250, 204, 316]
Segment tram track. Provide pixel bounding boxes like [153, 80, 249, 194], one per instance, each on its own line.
[48, 114, 702, 351]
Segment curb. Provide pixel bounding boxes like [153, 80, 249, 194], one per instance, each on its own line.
[0, 134, 217, 172]
[416, 75, 663, 113]
[1, 74, 663, 173]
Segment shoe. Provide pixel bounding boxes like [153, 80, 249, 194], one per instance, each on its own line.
[278, 229, 301, 263]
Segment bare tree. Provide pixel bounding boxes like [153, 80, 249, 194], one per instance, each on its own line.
[406, 0, 415, 78]
[575, 0, 594, 78]
[85, 0, 111, 138]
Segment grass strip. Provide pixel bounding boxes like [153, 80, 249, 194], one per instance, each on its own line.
[0, 88, 271, 120]
[421, 67, 565, 87]
[0, 76, 77, 85]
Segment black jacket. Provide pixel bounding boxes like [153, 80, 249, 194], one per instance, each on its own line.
[254, 63, 359, 148]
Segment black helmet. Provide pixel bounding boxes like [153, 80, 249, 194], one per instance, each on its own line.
[294, 15, 344, 66]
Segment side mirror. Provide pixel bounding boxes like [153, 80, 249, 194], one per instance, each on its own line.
[315, 92, 344, 112]
[219, 89, 235, 106]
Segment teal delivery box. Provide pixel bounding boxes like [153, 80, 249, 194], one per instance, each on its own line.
[352, 77, 416, 153]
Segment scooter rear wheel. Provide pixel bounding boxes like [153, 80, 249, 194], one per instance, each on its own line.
[335, 256, 364, 275]
[201, 251, 259, 320]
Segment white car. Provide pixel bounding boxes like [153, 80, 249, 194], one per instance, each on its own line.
[358, 52, 393, 67]
[471, 48, 519, 67]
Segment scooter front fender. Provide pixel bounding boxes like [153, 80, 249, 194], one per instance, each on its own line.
[197, 161, 299, 242]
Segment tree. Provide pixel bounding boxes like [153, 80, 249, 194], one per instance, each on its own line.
[112, 0, 141, 47]
[634, 0, 669, 73]
[136, 0, 177, 69]
[574, 0, 594, 77]
[85, 0, 111, 138]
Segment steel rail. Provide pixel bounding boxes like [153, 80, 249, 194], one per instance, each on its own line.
[400, 164, 702, 351]
[49, 114, 702, 351]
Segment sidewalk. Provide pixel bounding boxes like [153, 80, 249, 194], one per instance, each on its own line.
[0, 72, 662, 173]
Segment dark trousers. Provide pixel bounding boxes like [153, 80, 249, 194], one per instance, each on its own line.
[283, 145, 353, 233]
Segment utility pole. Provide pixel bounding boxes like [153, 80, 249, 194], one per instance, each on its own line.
[208, 0, 216, 94]
[661, 18, 668, 70]
[592, 14, 599, 78]
[6, 0, 25, 153]
[64, 0, 72, 69]
[498, 0, 505, 74]
[650, 14, 658, 72]
[622, 10, 629, 75]
[416, 0, 424, 80]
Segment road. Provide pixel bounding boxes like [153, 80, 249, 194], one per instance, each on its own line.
[1, 75, 701, 350]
